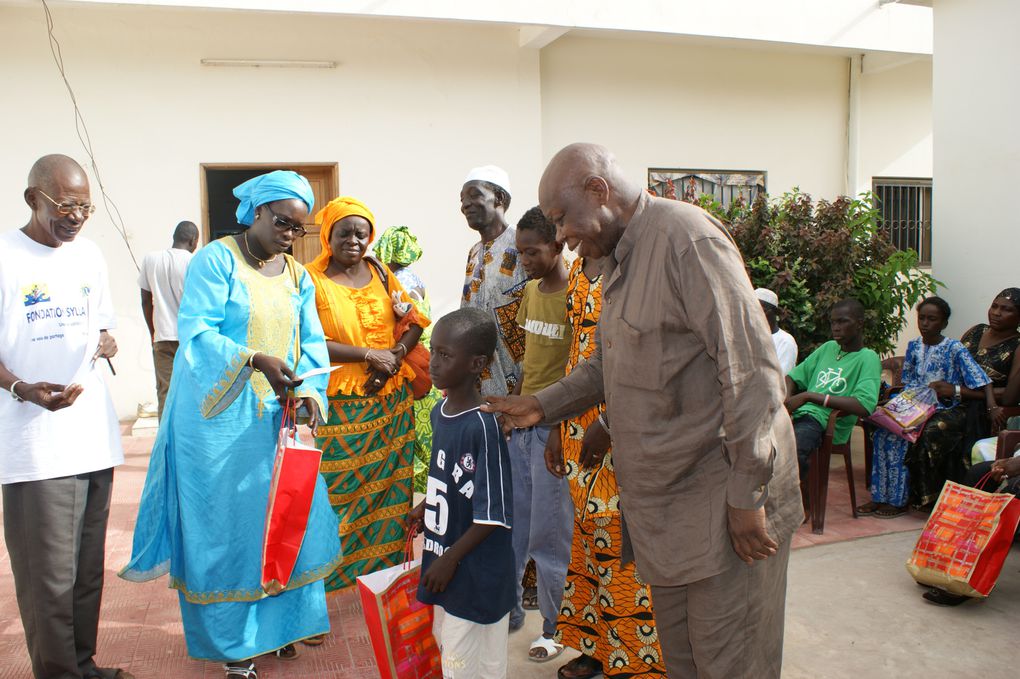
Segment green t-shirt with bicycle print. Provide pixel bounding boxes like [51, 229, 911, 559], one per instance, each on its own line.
[788, 340, 882, 445]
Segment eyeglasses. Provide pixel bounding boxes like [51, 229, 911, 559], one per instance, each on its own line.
[264, 205, 307, 237]
[36, 189, 96, 217]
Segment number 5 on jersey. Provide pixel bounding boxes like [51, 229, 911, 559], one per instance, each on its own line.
[424, 476, 449, 536]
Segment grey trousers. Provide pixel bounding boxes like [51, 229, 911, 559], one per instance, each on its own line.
[3, 468, 114, 679]
[649, 540, 792, 679]
[508, 425, 574, 636]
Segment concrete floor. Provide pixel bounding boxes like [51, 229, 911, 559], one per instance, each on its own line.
[508, 531, 1020, 679]
[784, 531, 1020, 679]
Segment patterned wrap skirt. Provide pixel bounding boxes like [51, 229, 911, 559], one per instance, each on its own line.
[316, 383, 415, 591]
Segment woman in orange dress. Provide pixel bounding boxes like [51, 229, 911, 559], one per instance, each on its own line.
[553, 256, 665, 679]
[307, 197, 427, 592]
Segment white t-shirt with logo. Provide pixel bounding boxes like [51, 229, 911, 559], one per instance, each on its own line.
[137, 247, 192, 342]
[0, 230, 124, 484]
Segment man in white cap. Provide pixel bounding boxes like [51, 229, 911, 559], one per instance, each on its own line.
[755, 287, 798, 375]
[459, 165, 528, 397]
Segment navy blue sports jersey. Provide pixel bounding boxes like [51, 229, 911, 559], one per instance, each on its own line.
[416, 401, 515, 624]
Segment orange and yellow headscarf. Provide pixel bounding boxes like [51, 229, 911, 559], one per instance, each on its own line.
[310, 196, 376, 274]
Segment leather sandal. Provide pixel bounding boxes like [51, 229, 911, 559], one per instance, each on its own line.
[558, 654, 604, 679]
[301, 634, 327, 646]
[275, 644, 298, 660]
[224, 661, 257, 678]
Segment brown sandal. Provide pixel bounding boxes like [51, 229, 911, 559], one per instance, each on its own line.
[274, 644, 298, 660]
[558, 655, 603, 679]
[856, 501, 881, 515]
[875, 505, 907, 519]
[301, 634, 327, 646]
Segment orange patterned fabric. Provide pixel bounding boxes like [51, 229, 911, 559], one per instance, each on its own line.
[558, 514, 665, 678]
[561, 258, 617, 516]
[308, 265, 418, 398]
[556, 258, 666, 678]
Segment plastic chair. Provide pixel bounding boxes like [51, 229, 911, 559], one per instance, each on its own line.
[805, 409, 861, 535]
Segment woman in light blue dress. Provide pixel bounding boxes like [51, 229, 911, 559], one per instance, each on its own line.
[864, 297, 994, 516]
[121, 172, 342, 678]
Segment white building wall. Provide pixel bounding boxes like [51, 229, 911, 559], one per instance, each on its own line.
[932, 0, 1019, 339]
[0, 3, 544, 417]
[540, 35, 852, 200]
[858, 56, 933, 191]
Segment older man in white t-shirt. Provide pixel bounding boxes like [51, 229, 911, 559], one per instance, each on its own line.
[0, 155, 131, 679]
[756, 287, 798, 375]
[138, 221, 197, 419]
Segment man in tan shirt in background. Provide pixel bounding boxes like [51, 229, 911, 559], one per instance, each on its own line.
[485, 143, 803, 678]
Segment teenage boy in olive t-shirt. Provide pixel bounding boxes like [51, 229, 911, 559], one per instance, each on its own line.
[507, 207, 574, 661]
[785, 299, 882, 481]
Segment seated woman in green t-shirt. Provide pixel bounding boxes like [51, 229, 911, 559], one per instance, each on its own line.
[784, 299, 882, 481]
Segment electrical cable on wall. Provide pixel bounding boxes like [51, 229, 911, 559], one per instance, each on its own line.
[41, 0, 141, 270]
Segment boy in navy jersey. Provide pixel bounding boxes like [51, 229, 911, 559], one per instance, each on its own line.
[408, 308, 514, 678]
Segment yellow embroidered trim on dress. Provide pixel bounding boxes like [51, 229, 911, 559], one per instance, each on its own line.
[170, 551, 344, 604]
[317, 432, 417, 472]
[340, 539, 408, 564]
[328, 477, 408, 504]
[317, 398, 414, 437]
[201, 351, 253, 419]
[222, 239, 299, 413]
[317, 413, 413, 437]
[335, 501, 410, 532]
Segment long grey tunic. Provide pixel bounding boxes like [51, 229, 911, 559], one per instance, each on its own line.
[536, 191, 802, 586]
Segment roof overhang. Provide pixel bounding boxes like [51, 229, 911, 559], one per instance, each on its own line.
[23, 0, 932, 55]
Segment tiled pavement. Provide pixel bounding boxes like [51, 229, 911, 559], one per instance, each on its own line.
[0, 426, 924, 678]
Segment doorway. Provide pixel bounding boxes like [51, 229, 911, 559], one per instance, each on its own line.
[200, 163, 339, 264]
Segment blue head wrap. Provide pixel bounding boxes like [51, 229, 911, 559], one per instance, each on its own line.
[232, 170, 315, 226]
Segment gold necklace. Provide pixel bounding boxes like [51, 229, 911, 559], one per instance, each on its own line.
[243, 231, 278, 269]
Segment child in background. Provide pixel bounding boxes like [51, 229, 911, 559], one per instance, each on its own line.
[509, 207, 574, 662]
[408, 308, 514, 679]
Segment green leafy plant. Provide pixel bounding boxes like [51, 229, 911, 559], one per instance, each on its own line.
[696, 189, 940, 357]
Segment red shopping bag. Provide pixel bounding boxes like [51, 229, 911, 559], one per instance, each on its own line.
[261, 400, 324, 595]
[906, 476, 1020, 597]
[356, 536, 441, 679]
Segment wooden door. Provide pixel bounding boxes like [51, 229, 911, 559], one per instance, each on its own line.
[291, 168, 332, 265]
[201, 163, 339, 265]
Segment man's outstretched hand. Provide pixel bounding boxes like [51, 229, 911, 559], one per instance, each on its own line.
[727, 505, 778, 564]
[481, 395, 545, 434]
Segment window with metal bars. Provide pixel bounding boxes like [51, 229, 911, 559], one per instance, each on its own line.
[873, 177, 932, 266]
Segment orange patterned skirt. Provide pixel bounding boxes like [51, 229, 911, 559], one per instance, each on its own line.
[557, 408, 666, 678]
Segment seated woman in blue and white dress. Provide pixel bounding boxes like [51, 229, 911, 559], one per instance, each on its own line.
[862, 297, 994, 518]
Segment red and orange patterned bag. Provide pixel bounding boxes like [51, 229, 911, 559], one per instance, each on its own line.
[906, 477, 1020, 597]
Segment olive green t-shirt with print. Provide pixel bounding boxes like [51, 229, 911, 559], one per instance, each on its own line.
[516, 279, 573, 396]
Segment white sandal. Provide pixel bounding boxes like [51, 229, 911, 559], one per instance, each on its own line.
[528, 635, 564, 663]
[223, 661, 257, 678]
